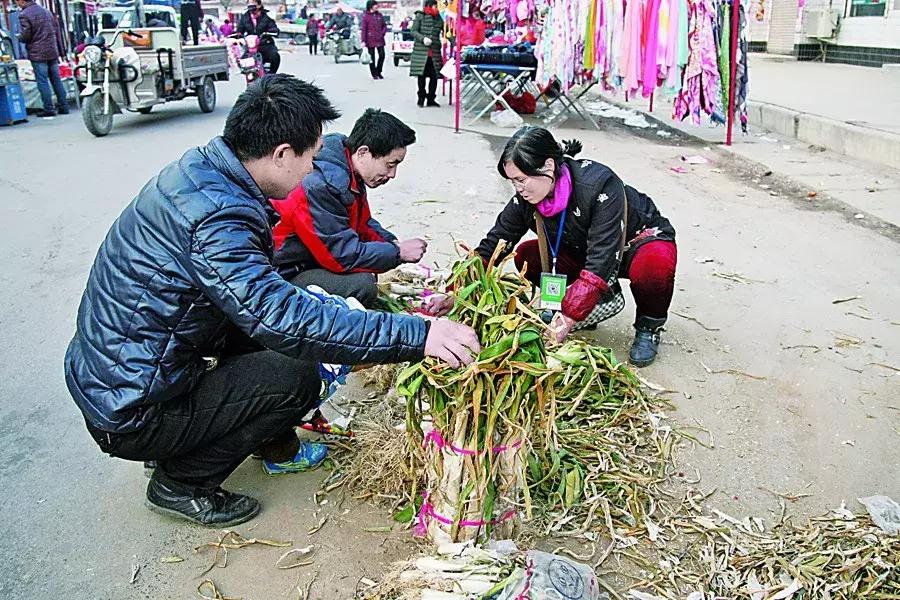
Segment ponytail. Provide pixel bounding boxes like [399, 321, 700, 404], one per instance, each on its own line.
[560, 139, 583, 158]
[497, 126, 580, 179]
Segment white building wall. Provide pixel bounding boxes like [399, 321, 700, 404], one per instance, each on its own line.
[799, 0, 900, 49]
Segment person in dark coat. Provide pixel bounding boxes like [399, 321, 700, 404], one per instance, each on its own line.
[65, 75, 479, 528]
[360, 0, 387, 79]
[326, 7, 353, 35]
[305, 12, 320, 54]
[179, 0, 202, 45]
[14, 0, 69, 117]
[476, 126, 677, 367]
[272, 109, 437, 310]
[238, 0, 281, 73]
[409, 0, 443, 107]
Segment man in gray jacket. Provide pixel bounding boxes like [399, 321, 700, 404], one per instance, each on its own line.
[15, 0, 69, 117]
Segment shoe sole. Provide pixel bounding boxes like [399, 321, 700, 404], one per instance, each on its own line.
[144, 499, 260, 528]
[629, 357, 656, 368]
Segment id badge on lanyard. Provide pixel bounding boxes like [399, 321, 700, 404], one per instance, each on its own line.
[539, 210, 568, 311]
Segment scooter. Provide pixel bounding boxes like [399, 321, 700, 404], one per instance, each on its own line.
[324, 27, 362, 63]
[228, 32, 275, 84]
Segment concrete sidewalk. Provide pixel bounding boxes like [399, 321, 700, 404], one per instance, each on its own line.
[589, 53, 900, 171]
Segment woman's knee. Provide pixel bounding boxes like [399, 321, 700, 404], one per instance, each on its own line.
[628, 241, 677, 288]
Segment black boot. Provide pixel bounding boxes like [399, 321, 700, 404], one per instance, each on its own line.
[145, 470, 260, 527]
[426, 97, 440, 107]
[417, 95, 425, 107]
[629, 316, 666, 367]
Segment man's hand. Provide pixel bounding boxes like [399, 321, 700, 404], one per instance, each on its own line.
[545, 312, 576, 345]
[424, 319, 481, 368]
[422, 293, 454, 317]
[398, 238, 427, 263]
[423, 36, 432, 46]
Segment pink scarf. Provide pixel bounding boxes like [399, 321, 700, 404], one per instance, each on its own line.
[536, 164, 571, 217]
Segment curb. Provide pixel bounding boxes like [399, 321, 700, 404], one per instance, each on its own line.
[587, 93, 900, 241]
[748, 101, 900, 171]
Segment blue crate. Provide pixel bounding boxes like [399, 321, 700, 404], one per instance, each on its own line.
[0, 82, 28, 125]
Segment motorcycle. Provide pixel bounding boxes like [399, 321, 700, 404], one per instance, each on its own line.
[323, 27, 362, 64]
[228, 32, 276, 85]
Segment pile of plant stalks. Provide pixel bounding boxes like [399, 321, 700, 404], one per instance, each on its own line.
[397, 249, 552, 544]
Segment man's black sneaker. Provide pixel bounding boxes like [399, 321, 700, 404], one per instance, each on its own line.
[36, 109, 57, 118]
[145, 471, 260, 527]
[58, 107, 70, 115]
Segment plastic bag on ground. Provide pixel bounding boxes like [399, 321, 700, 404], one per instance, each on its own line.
[497, 550, 600, 600]
[858, 495, 900, 535]
[490, 109, 524, 128]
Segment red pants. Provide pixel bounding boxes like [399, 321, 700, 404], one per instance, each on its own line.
[513, 239, 677, 319]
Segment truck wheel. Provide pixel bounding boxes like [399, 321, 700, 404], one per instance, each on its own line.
[197, 76, 216, 113]
[137, 106, 153, 114]
[394, 55, 400, 67]
[82, 91, 113, 137]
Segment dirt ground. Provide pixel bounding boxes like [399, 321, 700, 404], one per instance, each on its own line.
[0, 46, 897, 599]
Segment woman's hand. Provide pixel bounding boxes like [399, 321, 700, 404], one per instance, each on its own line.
[422, 293, 454, 317]
[545, 312, 576, 345]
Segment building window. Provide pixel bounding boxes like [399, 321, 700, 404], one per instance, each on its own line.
[848, 0, 886, 16]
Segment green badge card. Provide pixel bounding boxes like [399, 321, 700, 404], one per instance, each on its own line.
[539, 273, 567, 310]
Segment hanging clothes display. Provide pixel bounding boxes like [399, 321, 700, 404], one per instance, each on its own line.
[531, 0, 749, 132]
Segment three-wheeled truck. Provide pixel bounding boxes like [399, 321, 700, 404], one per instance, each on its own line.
[75, 26, 229, 136]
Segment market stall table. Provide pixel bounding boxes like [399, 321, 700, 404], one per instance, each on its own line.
[458, 63, 534, 125]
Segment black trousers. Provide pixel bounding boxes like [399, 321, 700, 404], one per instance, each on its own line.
[259, 43, 281, 73]
[180, 3, 201, 45]
[417, 56, 438, 101]
[308, 33, 319, 54]
[87, 350, 320, 489]
[367, 46, 385, 78]
[288, 268, 378, 308]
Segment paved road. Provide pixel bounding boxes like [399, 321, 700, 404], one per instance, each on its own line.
[1, 44, 897, 599]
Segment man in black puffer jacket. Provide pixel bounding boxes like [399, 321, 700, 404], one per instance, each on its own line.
[64, 75, 479, 528]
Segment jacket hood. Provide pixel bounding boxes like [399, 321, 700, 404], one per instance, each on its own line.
[313, 133, 357, 195]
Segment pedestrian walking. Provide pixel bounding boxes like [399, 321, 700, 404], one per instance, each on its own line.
[306, 13, 320, 54]
[180, 0, 202, 45]
[409, 0, 443, 107]
[360, 0, 387, 79]
[14, 0, 69, 118]
[65, 74, 480, 528]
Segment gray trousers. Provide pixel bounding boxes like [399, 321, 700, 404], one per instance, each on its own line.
[288, 268, 378, 308]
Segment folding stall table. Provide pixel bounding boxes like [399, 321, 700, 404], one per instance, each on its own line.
[458, 63, 535, 125]
[539, 79, 600, 130]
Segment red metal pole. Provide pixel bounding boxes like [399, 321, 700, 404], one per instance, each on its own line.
[649, 91, 654, 112]
[725, 0, 739, 145]
[454, 0, 462, 132]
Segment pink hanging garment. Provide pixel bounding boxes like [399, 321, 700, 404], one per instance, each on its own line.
[655, 0, 671, 83]
[620, 0, 643, 94]
[641, 0, 661, 97]
[673, 0, 721, 124]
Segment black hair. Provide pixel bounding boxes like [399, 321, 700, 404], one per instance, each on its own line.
[366, 0, 377, 10]
[224, 74, 340, 161]
[496, 125, 582, 179]
[346, 108, 416, 158]
[423, 0, 438, 8]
